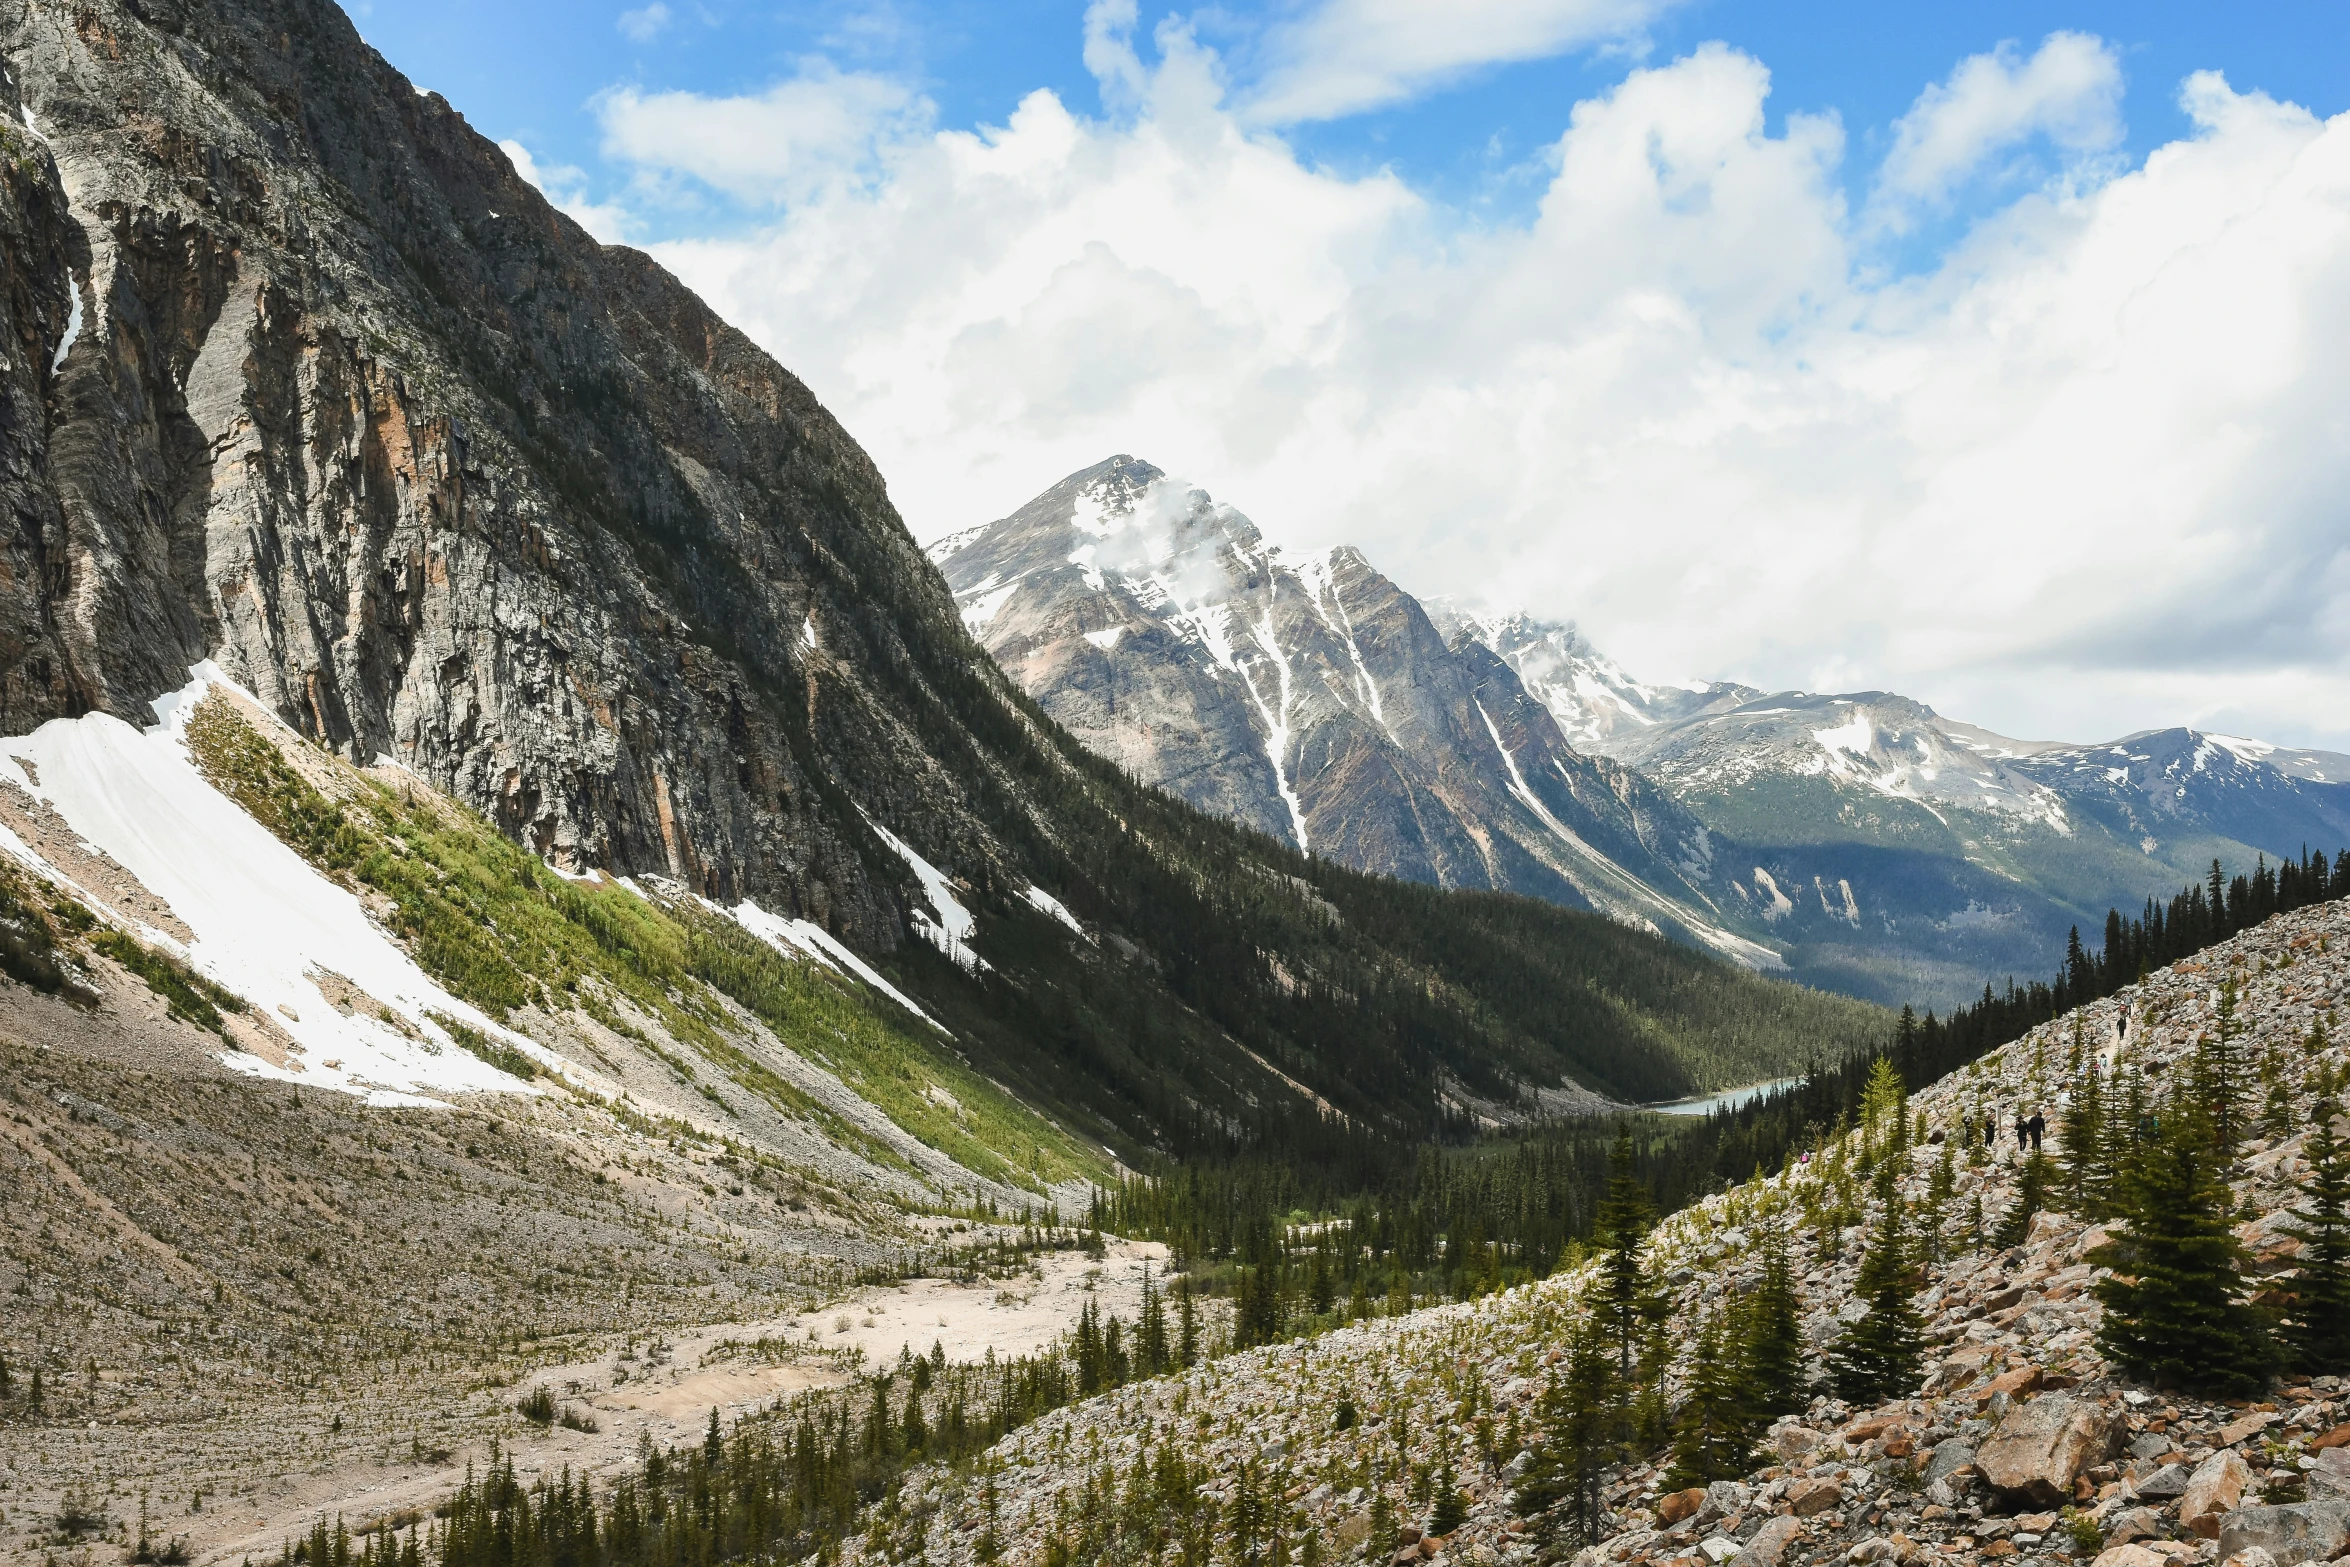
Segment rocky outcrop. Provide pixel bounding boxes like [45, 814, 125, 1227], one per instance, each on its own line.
[1977, 1393, 2121, 1508]
[934, 458, 1780, 969]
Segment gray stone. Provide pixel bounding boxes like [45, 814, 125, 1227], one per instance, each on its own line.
[2137, 1464, 2193, 1500]
[2215, 1501, 2350, 1566]
[1735, 1516, 1805, 1567]
[1925, 1440, 1978, 1485]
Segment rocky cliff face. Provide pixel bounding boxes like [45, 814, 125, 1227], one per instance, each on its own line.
[933, 457, 1778, 969]
[0, 0, 1876, 1160]
[1, 0, 997, 945]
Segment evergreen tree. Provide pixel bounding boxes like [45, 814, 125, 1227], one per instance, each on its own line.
[1921, 1140, 1957, 1261]
[1176, 1276, 1199, 1368]
[1137, 1267, 1169, 1376]
[1827, 1190, 1925, 1405]
[2280, 1098, 2350, 1375]
[1738, 1229, 1807, 1424]
[1665, 1303, 1754, 1487]
[1592, 1130, 1657, 1382]
[2092, 1100, 2276, 1395]
[2060, 1054, 2109, 1217]
[1515, 1319, 1619, 1548]
[1226, 1461, 1269, 1567]
[1426, 1459, 1467, 1537]
[1994, 1152, 2053, 1251]
[2199, 979, 2249, 1159]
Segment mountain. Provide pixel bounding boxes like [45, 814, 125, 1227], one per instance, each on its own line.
[931, 457, 1779, 972]
[0, 3, 1899, 1552]
[1467, 612, 2350, 1004]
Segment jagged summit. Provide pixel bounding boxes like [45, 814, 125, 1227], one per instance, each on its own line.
[934, 458, 1781, 969]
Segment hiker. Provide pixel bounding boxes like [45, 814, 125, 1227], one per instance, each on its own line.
[2027, 1111, 2045, 1152]
[2014, 1111, 2028, 1151]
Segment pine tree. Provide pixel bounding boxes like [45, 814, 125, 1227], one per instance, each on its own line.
[1921, 1140, 1957, 1261]
[1426, 1458, 1467, 1537]
[1994, 1152, 2053, 1250]
[1666, 1302, 1755, 1486]
[1858, 1055, 1908, 1170]
[1227, 1461, 1269, 1567]
[1516, 1318, 1619, 1548]
[2060, 1054, 2109, 1216]
[1137, 1267, 1169, 1376]
[2280, 1097, 2350, 1375]
[1592, 1130, 1657, 1382]
[1176, 1276, 1199, 1368]
[2200, 979, 2249, 1159]
[1827, 1188, 1925, 1405]
[2092, 1100, 2276, 1395]
[1738, 1228, 1807, 1424]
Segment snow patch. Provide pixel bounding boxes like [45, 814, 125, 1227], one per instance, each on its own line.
[957, 578, 1020, 633]
[863, 814, 987, 973]
[50, 271, 81, 372]
[717, 896, 951, 1034]
[1022, 885, 1085, 936]
[1081, 626, 1125, 651]
[1750, 867, 1795, 921]
[1812, 713, 1874, 757]
[0, 664, 555, 1105]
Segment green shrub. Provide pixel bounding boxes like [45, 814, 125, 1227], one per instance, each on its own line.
[88, 928, 244, 1039]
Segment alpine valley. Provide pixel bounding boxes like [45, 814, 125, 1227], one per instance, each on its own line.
[938, 457, 2350, 1009]
[2, 6, 2347, 1567]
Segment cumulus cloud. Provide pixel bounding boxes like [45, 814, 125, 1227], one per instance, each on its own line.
[595, 34, 2350, 751]
[1239, 0, 1679, 123]
[1874, 32, 2124, 214]
[597, 63, 931, 207]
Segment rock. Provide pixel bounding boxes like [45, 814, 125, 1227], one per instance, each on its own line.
[1695, 1481, 1750, 1528]
[2215, 1502, 2350, 1566]
[2182, 1451, 2255, 1539]
[1786, 1479, 1844, 1518]
[2131, 1432, 2177, 1461]
[1736, 1516, 1804, 1567]
[2139, 1464, 2194, 1500]
[1977, 1392, 2123, 1508]
[1773, 1426, 1826, 1461]
[1924, 1440, 1977, 1485]
[2105, 1506, 2163, 1545]
[1977, 1365, 2046, 1405]
[1701, 1538, 1742, 1563]
[2094, 1547, 2171, 1567]
[2220, 1549, 2277, 1567]
[2309, 1424, 2350, 1452]
[1660, 1487, 1707, 1525]
[2221, 1412, 2281, 1448]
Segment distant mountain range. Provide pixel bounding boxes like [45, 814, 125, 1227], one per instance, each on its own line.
[938, 458, 2350, 1008]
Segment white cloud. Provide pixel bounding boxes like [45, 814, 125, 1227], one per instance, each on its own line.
[1240, 0, 1677, 123]
[1874, 32, 2123, 212]
[499, 139, 635, 243]
[618, 4, 671, 44]
[596, 38, 2350, 751]
[596, 63, 931, 207]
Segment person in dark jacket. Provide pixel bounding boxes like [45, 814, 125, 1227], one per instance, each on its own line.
[2027, 1111, 2045, 1152]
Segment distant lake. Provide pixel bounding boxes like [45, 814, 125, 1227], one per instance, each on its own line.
[1646, 1077, 1802, 1117]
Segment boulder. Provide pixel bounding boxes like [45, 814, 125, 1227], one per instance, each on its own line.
[2104, 1506, 2163, 1546]
[1660, 1487, 1707, 1526]
[1772, 1425, 1826, 1462]
[2215, 1501, 2350, 1567]
[1976, 1393, 2123, 1508]
[2137, 1464, 2192, 1500]
[2311, 1423, 2350, 1452]
[1737, 1516, 1804, 1567]
[1786, 1479, 1844, 1518]
[2182, 1450, 2254, 1539]
[2093, 1547, 2170, 1567]
[1695, 1481, 1750, 1528]
[2220, 1411, 2280, 1448]
[1923, 1441, 1976, 1485]
[1976, 1365, 2046, 1405]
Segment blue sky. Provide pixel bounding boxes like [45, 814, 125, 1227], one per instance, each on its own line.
[348, 1, 2350, 750]
[358, 0, 2345, 240]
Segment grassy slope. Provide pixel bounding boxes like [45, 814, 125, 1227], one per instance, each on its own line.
[182, 693, 1099, 1193]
